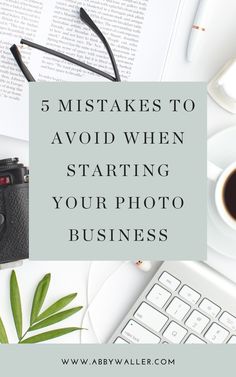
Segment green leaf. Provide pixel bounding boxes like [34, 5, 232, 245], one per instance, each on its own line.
[36, 293, 77, 322]
[10, 270, 22, 340]
[29, 306, 83, 331]
[0, 317, 8, 343]
[30, 273, 51, 325]
[20, 327, 81, 343]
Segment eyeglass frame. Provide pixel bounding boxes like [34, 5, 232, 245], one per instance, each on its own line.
[10, 7, 121, 82]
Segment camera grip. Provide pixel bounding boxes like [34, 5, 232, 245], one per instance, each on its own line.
[0, 183, 29, 264]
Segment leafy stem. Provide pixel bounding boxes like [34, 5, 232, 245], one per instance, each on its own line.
[18, 328, 30, 343]
[0, 271, 84, 344]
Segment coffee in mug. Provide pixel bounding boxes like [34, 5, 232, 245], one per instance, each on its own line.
[208, 160, 236, 230]
[223, 169, 236, 221]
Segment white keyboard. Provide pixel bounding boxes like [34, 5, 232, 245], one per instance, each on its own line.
[109, 261, 236, 344]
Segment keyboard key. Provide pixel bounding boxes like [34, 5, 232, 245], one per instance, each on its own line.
[134, 302, 168, 333]
[199, 298, 221, 318]
[166, 297, 190, 321]
[219, 312, 236, 331]
[163, 321, 187, 344]
[114, 337, 129, 344]
[122, 320, 160, 344]
[227, 336, 236, 344]
[204, 323, 229, 344]
[159, 271, 180, 291]
[185, 334, 206, 344]
[185, 310, 210, 334]
[179, 285, 200, 304]
[147, 284, 171, 308]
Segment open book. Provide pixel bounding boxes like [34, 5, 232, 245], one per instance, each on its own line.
[0, 0, 184, 140]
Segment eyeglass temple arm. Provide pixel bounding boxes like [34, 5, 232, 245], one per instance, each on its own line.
[14, 39, 117, 82]
[79, 7, 121, 82]
[10, 44, 36, 82]
[10, 8, 120, 83]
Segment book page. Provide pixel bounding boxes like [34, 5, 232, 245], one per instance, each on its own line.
[0, 0, 182, 140]
[130, 0, 184, 81]
[36, 0, 150, 82]
[37, 0, 183, 82]
[0, 0, 55, 140]
[0, 0, 43, 101]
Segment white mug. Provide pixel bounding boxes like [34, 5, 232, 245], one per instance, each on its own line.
[208, 160, 236, 230]
[208, 58, 236, 114]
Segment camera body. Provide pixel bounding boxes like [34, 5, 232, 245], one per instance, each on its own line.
[0, 158, 29, 264]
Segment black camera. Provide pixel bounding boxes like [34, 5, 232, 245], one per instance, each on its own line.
[0, 158, 29, 265]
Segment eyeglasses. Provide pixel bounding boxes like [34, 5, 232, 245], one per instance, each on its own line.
[10, 7, 121, 82]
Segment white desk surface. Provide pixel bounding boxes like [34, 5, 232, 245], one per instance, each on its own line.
[1, 0, 236, 344]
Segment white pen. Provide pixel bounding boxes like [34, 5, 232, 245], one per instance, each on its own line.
[187, 0, 210, 62]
